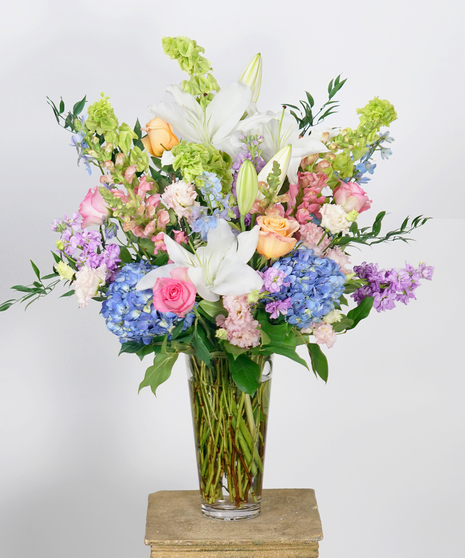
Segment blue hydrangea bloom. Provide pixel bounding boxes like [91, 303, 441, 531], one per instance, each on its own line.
[101, 262, 195, 344]
[262, 247, 346, 329]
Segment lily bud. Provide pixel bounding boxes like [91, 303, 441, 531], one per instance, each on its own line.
[236, 159, 259, 216]
[258, 145, 292, 191]
[238, 53, 262, 104]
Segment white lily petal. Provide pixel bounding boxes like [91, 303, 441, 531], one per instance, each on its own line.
[188, 267, 219, 302]
[204, 219, 237, 259]
[164, 234, 196, 267]
[135, 264, 177, 291]
[207, 81, 252, 144]
[227, 226, 260, 264]
[161, 150, 175, 167]
[212, 260, 263, 296]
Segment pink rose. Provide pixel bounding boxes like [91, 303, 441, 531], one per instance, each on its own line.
[79, 187, 110, 228]
[152, 267, 196, 317]
[333, 181, 371, 214]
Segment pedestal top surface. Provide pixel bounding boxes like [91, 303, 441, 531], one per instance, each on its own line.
[145, 488, 323, 547]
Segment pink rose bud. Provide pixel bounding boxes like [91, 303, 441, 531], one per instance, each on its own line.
[333, 181, 371, 214]
[79, 187, 110, 228]
[152, 267, 196, 317]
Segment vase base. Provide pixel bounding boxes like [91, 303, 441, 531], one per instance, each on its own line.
[201, 501, 261, 521]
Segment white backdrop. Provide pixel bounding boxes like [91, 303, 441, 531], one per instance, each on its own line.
[1, 1, 464, 557]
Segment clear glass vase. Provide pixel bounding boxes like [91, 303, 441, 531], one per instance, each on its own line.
[187, 354, 273, 520]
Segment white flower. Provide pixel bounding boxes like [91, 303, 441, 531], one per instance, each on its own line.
[73, 265, 107, 308]
[149, 82, 271, 161]
[320, 204, 350, 235]
[55, 261, 75, 282]
[136, 220, 263, 302]
[161, 180, 197, 219]
[259, 110, 328, 184]
[322, 309, 343, 324]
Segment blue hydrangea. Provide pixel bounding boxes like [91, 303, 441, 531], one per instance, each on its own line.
[101, 262, 195, 345]
[262, 247, 346, 329]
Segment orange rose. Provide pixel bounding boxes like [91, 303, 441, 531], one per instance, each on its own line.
[141, 117, 179, 157]
[256, 213, 299, 259]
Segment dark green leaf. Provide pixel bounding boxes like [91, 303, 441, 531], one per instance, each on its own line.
[199, 299, 227, 319]
[138, 352, 179, 395]
[305, 91, 315, 107]
[30, 261, 41, 280]
[119, 341, 146, 355]
[0, 301, 15, 312]
[226, 353, 261, 395]
[11, 285, 35, 293]
[119, 247, 133, 264]
[332, 316, 354, 332]
[41, 273, 58, 280]
[223, 342, 248, 358]
[51, 251, 62, 264]
[192, 330, 212, 366]
[261, 344, 308, 369]
[346, 297, 374, 329]
[72, 96, 86, 116]
[60, 290, 75, 298]
[59, 99, 65, 113]
[307, 343, 329, 381]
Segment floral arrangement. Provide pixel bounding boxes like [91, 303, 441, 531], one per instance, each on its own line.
[1, 36, 434, 515]
[2, 35, 433, 389]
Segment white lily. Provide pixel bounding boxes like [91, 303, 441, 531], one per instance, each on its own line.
[260, 109, 328, 184]
[149, 82, 270, 160]
[136, 220, 263, 302]
[257, 144, 292, 192]
[238, 53, 262, 104]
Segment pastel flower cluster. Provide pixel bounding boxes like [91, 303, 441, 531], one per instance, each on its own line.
[216, 295, 261, 348]
[262, 248, 346, 330]
[101, 262, 194, 344]
[352, 262, 434, 312]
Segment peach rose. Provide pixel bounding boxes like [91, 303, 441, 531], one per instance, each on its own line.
[141, 117, 179, 157]
[256, 205, 299, 259]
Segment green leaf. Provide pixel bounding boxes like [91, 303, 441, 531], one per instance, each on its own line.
[60, 290, 75, 298]
[223, 342, 248, 358]
[11, 285, 36, 293]
[138, 352, 179, 395]
[0, 301, 15, 312]
[119, 341, 145, 355]
[199, 299, 227, 319]
[41, 273, 58, 280]
[51, 251, 62, 264]
[372, 211, 386, 236]
[261, 344, 308, 369]
[226, 353, 261, 395]
[307, 343, 329, 382]
[59, 98, 65, 113]
[346, 297, 374, 329]
[72, 95, 87, 116]
[30, 260, 41, 280]
[331, 316, 354, 332]
[192, 329, 212, 366]
[119, 247, 133, 264]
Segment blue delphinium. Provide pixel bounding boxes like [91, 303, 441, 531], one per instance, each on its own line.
[262, 247, 346, 329]
[101, 262, 194, 344]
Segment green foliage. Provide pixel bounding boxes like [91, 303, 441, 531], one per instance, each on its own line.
[226, 353, 261, 395]
[139, 352, 179, 395]
[346, 297, 374, 329]
[286, 74, 347, 135]
[307, 343, 329, 382]
[46, 95, 87, 132]
[334, 213, 432, 249]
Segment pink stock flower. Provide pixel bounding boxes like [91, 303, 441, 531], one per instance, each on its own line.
[297, 222, 331, 256]
[216, 295, 261, 349]
[79, 187, 110, 228]
[152, 267, 196, 317]
[333, 181, 371, 214]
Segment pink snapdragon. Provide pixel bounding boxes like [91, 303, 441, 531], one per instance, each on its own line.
[216, 295, 261, 349]
[287, 171, 327, 224]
